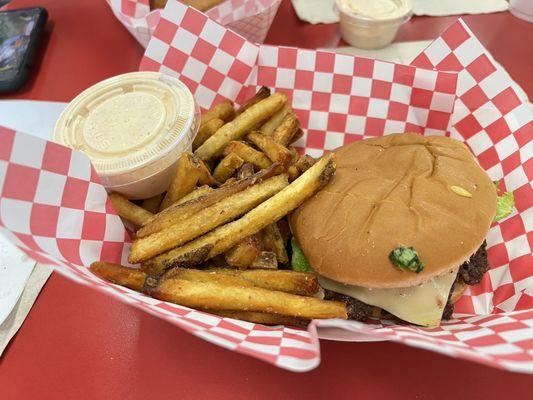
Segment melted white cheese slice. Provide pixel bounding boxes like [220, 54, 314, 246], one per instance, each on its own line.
[318, 269, 459, 327]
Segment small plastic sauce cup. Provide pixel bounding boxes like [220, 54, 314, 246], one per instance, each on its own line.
[336, 0, 412, 49]
[53, 71, 199, 199]
[510, 0, 533, 23]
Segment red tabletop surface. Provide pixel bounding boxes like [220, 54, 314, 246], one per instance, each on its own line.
[1, 1, 532, 398]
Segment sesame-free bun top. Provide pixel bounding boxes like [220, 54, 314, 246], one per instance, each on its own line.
[290, 133, 497, 288]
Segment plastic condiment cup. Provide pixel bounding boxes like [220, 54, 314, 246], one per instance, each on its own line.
[53, 71, 199, 199]
[510, 0, 533, 23]
[336, 0, 412, 50]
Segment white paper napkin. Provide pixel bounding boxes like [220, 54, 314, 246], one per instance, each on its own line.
[0, 233, 53, 358]
[0, 100, 66, 141]
[291, 0, 338, 24]
[0, 265, 53, 356]
[291, 0, 509, 24]
[411, 0, 508, 16]
[0, 233, 36, 325]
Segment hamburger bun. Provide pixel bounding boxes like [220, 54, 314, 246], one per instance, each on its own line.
[290, 133, 497, 288]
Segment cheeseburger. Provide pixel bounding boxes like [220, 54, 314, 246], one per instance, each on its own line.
[290, 133, 498, 327]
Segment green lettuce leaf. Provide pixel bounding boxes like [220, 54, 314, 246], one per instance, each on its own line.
[494, 191, 515, 222]
[493, 180, 515, 222]
[290, 238, 313, 273]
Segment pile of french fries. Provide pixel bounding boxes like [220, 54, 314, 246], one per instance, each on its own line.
[93, 88, 347, 326]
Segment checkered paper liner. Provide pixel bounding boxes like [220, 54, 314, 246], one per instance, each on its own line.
[140, 2, 459, 144]
[1, 4, 532, 372]
[106, 0, 281, 48]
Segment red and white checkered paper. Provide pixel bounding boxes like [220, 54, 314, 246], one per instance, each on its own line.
[1, 3, 532, 373]
[106, 0, 281, 47]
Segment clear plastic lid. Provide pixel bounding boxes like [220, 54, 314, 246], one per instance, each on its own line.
[335, 0, 412, 22]
[53, 72, 199, 188]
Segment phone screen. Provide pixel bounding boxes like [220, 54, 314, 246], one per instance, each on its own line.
[0, 9, 40, 81]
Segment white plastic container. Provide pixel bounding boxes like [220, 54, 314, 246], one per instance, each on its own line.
[510, 0, 533, 23]
[53, 72, 199, 199]
[336, 0, 412, 49]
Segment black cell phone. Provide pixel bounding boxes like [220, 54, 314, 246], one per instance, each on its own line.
[0, 7, 48, 93]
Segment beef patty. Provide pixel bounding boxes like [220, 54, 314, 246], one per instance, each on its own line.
[324, 241, 489, 322]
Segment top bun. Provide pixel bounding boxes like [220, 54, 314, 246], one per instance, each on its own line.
[290, 133, 497, 288]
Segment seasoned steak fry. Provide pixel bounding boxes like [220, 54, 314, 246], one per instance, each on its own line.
[109, 193, 153, 229]
[145, 278, 347, 320]
[223, 141, 272, 170]
[213, 152, 244, 182]
[160, 153, 202, 210]
[164, 267, 318, 296]
[236, 87, 270, 115]
[90, 262, 146, 291]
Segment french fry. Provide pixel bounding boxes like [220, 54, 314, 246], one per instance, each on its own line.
[288, 154, 316, 181]
[223, 141, 272, 169]
[287, 165, 300, 181]
[109, 193, 154, 229]
[141, 194, 163, 214]
[260, 104, 292, 135]
[144, 153, 335, 274]
[197, 158, 218, 186]
[129, 174, 289, 263]
[236, 87, 270, 115]
[176, 185, 213, 205]
[224, 235, 261, 269]
[221, 177, 237, 187]
[144, 278, 347, 320]
[250, 251, 278, 269]
[261, 223, 289, 264]
[160, 153, 203, 210]
[200, 100, 234, 126]
[149, 0, 167, 9]
[147, 245, 213, 271]
[90, 262, 146, 292]
[237, 162, 254, 179]
[137, 164, 281, 238]
[182, 0, 226, 12]
[288, 146, 300, 163]
[206, 310, 309, 326]
[290, 128, 304, 144]
[164, 267, 318, 296]
[193, 118, 224, 151]
[246, 131, 292, 167]
[195, 93, 287, 161]
[272, 113, 299, 146]
[213, 153, 244, 182]
[295, 154, 316, 173]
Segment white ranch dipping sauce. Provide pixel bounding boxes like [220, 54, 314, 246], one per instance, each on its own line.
[337, 0, 410, 20]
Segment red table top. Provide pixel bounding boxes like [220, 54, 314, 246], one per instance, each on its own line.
[1, 1, 532, 398]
